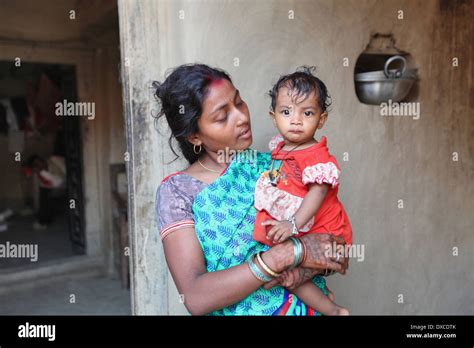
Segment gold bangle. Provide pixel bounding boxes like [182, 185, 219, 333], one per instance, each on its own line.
[255, 251, 281, 278]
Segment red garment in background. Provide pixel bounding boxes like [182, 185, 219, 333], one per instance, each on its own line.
[31, 73, 60, 134]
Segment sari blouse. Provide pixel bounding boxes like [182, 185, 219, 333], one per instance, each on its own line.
[156, 172, 207, 241]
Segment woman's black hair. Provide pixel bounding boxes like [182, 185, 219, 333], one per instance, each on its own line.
[268, 66, 332, 113]
[152, 63, 232, 164]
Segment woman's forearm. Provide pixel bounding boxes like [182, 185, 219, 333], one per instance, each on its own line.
[184, 242, 294, 315]
[185, 263, 263, 315]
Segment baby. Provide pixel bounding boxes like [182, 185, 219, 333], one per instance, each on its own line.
[253, 66, 352, 315]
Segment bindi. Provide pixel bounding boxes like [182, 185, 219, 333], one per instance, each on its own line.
[207, 76, 225, 88]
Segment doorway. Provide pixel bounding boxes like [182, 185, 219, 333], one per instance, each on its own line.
[0, 0, 131, 315]
[0, 61, 86, 269]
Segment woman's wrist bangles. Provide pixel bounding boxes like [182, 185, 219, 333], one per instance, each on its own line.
[300, 238, 307, 266]
[248, 238, 307, 281]
[247, 252, 280, 282]
[289, 237, 306, 269]
[255, 251, 281, 278]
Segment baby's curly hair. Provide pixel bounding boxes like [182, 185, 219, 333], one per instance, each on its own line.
[268, 66, 332, 113]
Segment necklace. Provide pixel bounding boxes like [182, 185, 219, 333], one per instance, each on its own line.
[197, 158, 222, 173]
[268, 140, 312, 186]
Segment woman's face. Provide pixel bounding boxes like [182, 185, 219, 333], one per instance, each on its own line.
[192, 79, 253, 154]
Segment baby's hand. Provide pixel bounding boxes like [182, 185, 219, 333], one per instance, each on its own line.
[261, 219, 293, 244]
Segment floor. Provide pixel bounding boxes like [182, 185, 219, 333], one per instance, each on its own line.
[0, 273, 132, 315]
[0, 203, 76, 269]
[0, 202, 131, 315]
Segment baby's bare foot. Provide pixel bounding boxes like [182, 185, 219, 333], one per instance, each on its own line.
[328, 306, 349, 316]
[336, 307, 349, 316]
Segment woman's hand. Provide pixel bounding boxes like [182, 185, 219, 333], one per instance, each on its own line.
[260, 233, 348, 278]
[263, 267, 319, 290]
[300, 233, 349, 274]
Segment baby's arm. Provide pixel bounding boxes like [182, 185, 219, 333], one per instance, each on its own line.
[294, 182, 328, 231]
[265, 183, 328, 244]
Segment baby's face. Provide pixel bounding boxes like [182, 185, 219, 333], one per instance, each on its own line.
[271, 87, 327, 146]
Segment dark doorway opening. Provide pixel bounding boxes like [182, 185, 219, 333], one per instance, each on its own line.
[0, 61, 85, 269]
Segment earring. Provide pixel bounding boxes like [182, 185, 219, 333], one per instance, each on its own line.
[193, 144, 202, 154]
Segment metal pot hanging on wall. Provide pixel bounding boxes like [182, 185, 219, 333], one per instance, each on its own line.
[354, 33, 418, 105]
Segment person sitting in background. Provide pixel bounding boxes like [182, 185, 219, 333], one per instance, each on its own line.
[25, 155, 66, 230]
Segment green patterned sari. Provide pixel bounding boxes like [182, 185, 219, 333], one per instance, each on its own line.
[192, 149, 328, 315]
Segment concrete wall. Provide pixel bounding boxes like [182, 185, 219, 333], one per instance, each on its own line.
[92, 43, 127, 275]
[119, 0, 473, 314]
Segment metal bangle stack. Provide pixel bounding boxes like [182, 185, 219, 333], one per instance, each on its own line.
[247, 254, 272, 282]
[289, 237, 303, 269]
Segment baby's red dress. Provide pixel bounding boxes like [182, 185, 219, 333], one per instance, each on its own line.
[253, 136, 352, 246]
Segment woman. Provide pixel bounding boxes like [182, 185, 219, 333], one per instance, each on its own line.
[155, 64, 348, 315]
